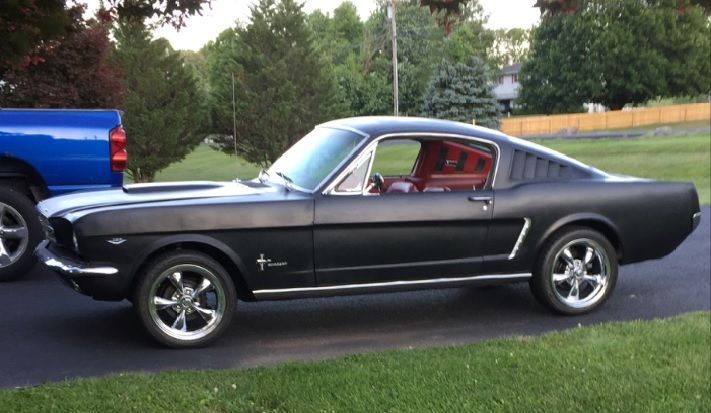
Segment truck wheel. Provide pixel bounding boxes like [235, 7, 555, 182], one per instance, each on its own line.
[530, 226, 618, 315]
[134, 250, 237, 348]
[0, 187, 42, 282]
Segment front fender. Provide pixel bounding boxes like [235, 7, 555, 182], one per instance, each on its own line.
[128, 233, 250, 287]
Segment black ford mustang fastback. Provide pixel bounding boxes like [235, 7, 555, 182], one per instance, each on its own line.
[36, 117, 701, 347]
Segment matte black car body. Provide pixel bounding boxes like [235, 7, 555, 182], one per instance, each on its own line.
[37, 117, 701, 308]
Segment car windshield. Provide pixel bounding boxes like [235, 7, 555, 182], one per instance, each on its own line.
[266, 127, 362, 191]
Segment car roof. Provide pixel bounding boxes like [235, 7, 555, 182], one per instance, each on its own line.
[318, 116, 511, 144]
[318, 116, 605, 177]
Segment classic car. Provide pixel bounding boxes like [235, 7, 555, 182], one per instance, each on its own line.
[35, 117, 701, 348]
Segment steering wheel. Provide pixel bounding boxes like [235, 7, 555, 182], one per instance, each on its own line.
[370, 172, 385, 193]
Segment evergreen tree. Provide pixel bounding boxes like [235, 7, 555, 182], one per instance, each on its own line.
[207, 0, 344, 166]
[112, 19, 207, 182]
[422, 57, 500, 129]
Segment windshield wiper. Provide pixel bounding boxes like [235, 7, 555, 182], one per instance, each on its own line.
[258, 169, 270, 183]
[274, 171, 294, 191]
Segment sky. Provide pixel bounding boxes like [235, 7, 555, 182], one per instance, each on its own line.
[85, 0, 540, 51]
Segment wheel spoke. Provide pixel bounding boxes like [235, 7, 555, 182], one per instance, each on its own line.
[193, 304, 216, 322]
[552, 273, 570, 284]
[153, 296, 177, 310]
[583, 273, 602, 287]
[583, 246, 595, 265]
[561, 248, 575, 267]
[2, 225, 27, 240]
[168, 272, 184, 292]
[171, 309, 188, 332]
[567, 279, 580, 300]
[0, 242, 11, 266]
[192, 277, 213, 298]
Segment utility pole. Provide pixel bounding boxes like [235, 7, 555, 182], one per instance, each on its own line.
[387, 0, 399, 116]
[231, 72, 237, 155]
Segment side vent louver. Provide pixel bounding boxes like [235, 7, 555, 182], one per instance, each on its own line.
[510, 149, 574, 180]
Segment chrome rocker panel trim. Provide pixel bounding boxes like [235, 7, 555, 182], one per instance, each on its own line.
[253, 272, 532, 299]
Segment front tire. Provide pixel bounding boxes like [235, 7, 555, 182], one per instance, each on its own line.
[0, 187, 42, 282]
[530, 227, 618, 315]
[134, 250, 237, 348]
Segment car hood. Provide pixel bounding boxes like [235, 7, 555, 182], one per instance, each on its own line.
[37, 180, 278, 218]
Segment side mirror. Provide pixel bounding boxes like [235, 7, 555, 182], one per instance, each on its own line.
[371, 173, 384, 191]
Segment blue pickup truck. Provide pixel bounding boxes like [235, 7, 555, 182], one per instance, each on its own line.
[0, 109, 126, 280]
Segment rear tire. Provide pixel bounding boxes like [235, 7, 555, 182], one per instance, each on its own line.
[530, 226, 618, 315]
[134, 250, 237, 348]
[0, 186, 42, 282]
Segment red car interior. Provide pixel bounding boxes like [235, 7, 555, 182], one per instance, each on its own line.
[377, 139, 494, 193]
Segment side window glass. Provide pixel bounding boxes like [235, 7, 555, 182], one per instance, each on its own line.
[371, 139, 421, 177]
[335, 152, 372, 193]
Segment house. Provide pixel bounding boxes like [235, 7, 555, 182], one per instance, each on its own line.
[493, 63, 521, 116]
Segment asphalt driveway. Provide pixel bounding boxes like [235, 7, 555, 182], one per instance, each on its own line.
[1, 207, 709, 388]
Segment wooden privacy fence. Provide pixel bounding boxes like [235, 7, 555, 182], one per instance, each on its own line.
[499, 102, 711, 137]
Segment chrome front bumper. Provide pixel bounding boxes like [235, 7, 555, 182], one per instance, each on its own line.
[35, 241, 118, 277]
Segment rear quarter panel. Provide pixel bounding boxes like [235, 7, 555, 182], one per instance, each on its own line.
[491, 179, 699, 271]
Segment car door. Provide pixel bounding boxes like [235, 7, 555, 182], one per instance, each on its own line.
[313, 136, 496, 286]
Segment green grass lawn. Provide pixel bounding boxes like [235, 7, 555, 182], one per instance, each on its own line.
[155, 145, 262, 182]
[156, 135, 710, 205]
[1, 312, 708, 412]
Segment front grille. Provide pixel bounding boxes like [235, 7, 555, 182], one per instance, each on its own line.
[41, 216, 74, 248]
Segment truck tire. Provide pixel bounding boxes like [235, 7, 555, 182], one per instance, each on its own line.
[0, 186, 43, 281]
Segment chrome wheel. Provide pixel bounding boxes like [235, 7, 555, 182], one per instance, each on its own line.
[148, 264, 226, 342]
[550, 238, 611, 309]
[0, 202, 29, 269]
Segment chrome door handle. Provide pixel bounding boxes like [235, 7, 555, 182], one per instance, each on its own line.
[468, 195, 493, 211]
[468, 196, 493, 203]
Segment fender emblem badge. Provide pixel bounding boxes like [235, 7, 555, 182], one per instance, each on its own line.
[107, 238, 126, 245]
[257, 253, 287, 271]
[257, 254, 271, 271]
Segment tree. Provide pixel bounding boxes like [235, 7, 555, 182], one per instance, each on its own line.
[0, 0, 81, 78]
[443, 21, 495, 66]
[112, 20, 207, 182]
[106, 0, 211, 27]
[421, 0, 474, 33]
[307, 2, 363, 66]
[1, 0, 210, 79]
[207, 0, 343, 166]
[490, 28, 530, 67]
[0, 19, 124, 108]
[519, 0, 710, 113]
[421, 57, 500, 128]
[358, 1, 447, 116]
